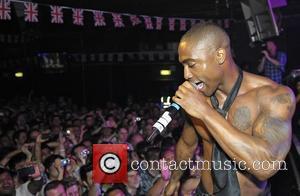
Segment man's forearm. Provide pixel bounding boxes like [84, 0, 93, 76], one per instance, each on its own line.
[266, 55, 281, 67]
[170, 138, 197, 182]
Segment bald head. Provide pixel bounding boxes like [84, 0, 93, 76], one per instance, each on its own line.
[180, 23, 230, 53]
[178, 23, 235, 96]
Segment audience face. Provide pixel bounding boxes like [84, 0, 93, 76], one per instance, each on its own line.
[129, 150, 139, 163]
[82, 140, 92, 150]
[29, 130, 40, 141]
[130, 134, 144, 148]
[48, 158, 64, 180]
[52, 126, 62, 135]
[46, 184, 66, 196]
[74, 146, 89, 164]
[118, 128, 128, 143]
[126, 170, 141, 189]
[42, 147, 52, 161]
[16, 114, 26, 126]
[107, 189, 126, 196]
[66, 184, 80, 196]
[86, 116, 95, 128]
[0, 171, 15, 195]
[266, 41, 277, 56]
[15, 131, 27, 146]
[143, 124, 152, 138]
[163, 149, 175, 164]
[102, 127, 113, 138]
[52, 116, 61, 127]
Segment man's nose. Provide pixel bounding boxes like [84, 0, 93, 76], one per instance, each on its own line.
[184, 66, 192, 80]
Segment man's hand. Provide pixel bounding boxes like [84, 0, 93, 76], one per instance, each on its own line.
[36, 134, 48, 144]
[172, 81, 210, 119]
[164, 180, 180, 196]
[261, 50, 269, 58]
[54, 159, 64, 180]
[21, 143, 33, 161]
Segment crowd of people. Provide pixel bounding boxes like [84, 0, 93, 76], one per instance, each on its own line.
[0, 95, 204, 196]
[0, 22, 299, 195]
[0, 79, 298, 196]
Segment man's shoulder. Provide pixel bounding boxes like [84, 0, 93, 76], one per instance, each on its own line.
[256, 83, 296, 119]
[256, 83, 294, 100]
[244, 71, 292, 98]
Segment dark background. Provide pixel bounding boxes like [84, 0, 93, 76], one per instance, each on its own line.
[0, 0, 300, 106]
[1, 1, 300, 195]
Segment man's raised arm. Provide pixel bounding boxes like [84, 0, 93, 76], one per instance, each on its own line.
[164, 121, 198, 196]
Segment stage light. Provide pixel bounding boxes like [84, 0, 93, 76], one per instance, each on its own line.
[160, 69, 171, 76]
[15, 72, 23, 78]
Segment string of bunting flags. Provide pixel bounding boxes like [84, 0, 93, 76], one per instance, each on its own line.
[0, 50, 179, 70]
[0, 0, 231, 31]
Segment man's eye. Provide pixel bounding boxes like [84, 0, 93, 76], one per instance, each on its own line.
[188, 63, 195, 68]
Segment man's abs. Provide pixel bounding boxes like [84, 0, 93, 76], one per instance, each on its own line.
[200, 141, 268, 196]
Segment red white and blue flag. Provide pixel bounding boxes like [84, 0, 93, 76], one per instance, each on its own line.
[50, 6, 63, 24]
[93, 11, 106, 27]
[129, 15, 141, 26]
[168, 18, 175, 31]
[179, 19, 186, 31]
[143, 16, 153, 30]
[156, 17, 163, 30]
[112, 13, 124, 28]
[0, 0, 11, 20]
[24, 2, 38, 22]
[72, 8, 83, 26]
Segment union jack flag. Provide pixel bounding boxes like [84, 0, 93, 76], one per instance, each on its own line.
[130, 15, 141, 26]
[179, 19, 186, 31]
[24, 2, 38, 22]
[0, 0, 11, 20]
[93, 11, 106, 26]
[72, 9, 83, 26]
[168, 18, 175, 31]
[112, 13, 124, 28]
[143, 16, 153, 30]
[155, 17, 163, 30]
[50, 6, 63, 24]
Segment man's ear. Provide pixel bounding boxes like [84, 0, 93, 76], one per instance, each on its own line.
[215, 48, 226, 65]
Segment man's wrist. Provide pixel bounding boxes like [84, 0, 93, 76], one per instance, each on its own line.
[202, 107, 217, 123]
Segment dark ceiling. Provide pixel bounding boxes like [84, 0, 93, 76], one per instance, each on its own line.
[34, 0, 300, 18]
[2, 0, 300, 55]
[1, 0, 300, 103]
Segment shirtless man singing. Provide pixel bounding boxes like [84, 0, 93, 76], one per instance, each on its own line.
[164, 23, 296, 196]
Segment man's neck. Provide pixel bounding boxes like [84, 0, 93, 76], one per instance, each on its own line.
[218, 64, 241, 96]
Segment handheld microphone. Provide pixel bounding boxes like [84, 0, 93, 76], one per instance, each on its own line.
[146, 103, 181, 143]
